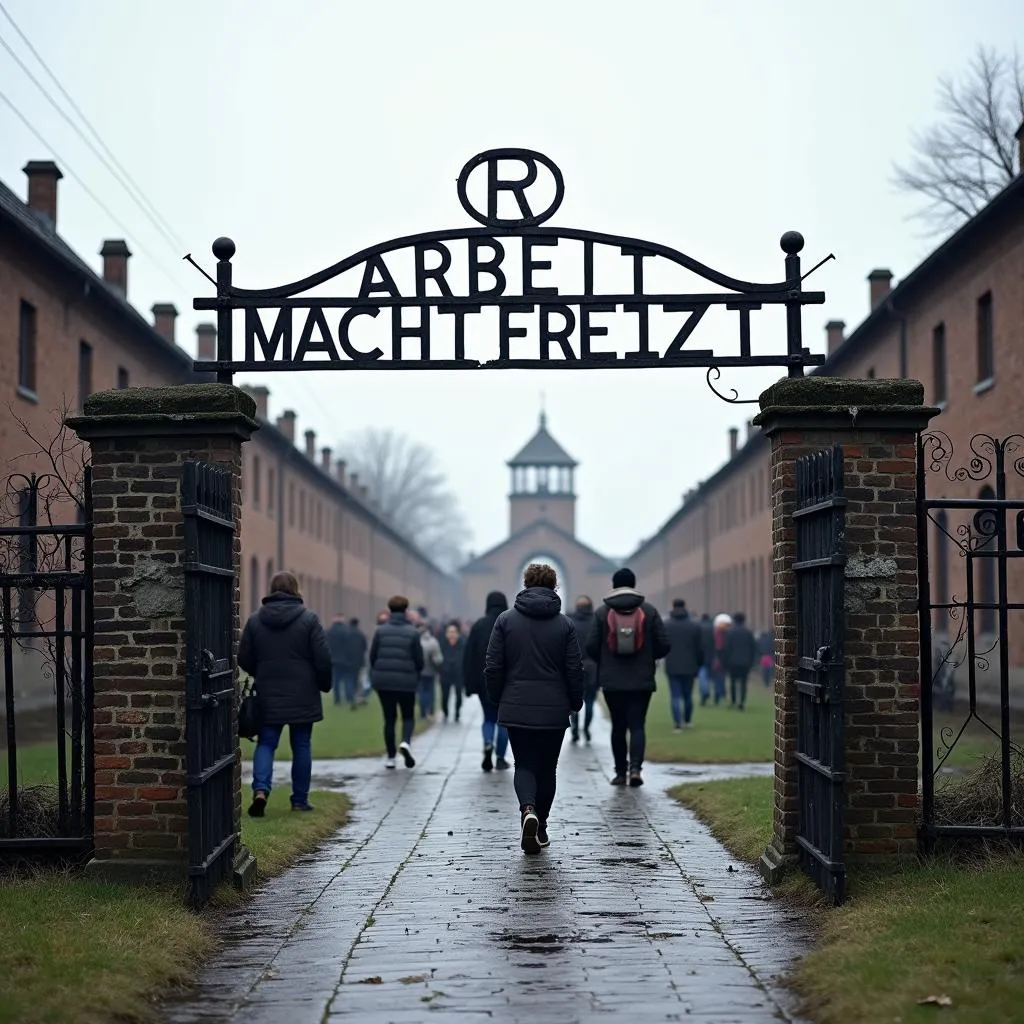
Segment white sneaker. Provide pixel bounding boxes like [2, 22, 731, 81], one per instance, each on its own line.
[384, 757, 396, 770]
[399, 741, 416, 768]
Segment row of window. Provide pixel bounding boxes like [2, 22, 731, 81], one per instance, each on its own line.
[930, 290, 995, 405]
[18, 299, 131, 403]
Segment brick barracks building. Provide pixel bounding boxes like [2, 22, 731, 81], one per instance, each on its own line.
[628, 140, 1024, 676]
[2, 159, 454, 707]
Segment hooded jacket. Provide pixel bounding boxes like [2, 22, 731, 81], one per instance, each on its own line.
[571, 605, 599, 693]
[463, 591, 508, 697]
[663, 607, 704, 676]
[237, 592, 333, 726]
[369, 613, 425, 692]
[586, 587, 670, 693]
[484, 587, 585, 729]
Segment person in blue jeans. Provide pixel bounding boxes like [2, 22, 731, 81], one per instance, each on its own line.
[463, 590, 512, 771]
[238, 570, 332, 816]
[662, 599, 704, 730]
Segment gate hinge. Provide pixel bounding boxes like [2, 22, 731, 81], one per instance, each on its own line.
[811, 645, 831, 672]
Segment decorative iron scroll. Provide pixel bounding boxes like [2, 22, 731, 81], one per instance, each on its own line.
[190, 149, 829, 386]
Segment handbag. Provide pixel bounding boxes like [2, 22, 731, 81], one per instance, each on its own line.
[238, 674, 261, 741]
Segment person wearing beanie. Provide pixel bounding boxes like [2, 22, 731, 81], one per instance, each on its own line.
[463, 591, 513, 771]
[586, 567, 670, 787]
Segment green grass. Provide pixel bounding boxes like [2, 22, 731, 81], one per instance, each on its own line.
[268, 691, 434, 762]
[643, 673, 775, 763]
[0, 790, 350, 1024]
[0, 739, 72, 788]
[672, 775, 1024, 1024]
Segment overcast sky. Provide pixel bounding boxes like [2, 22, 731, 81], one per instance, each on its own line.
[2, 1, 1021, 561]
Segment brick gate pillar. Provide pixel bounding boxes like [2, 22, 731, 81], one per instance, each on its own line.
[754, 378, 938, 880]
[67, 384, 257, 882]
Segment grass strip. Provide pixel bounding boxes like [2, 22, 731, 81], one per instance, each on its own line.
[0, 790, 350, 1024]
[671, 775, 1024, 1024]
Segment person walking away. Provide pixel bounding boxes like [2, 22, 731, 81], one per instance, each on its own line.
[587, 568, 670, 788]
[346, 618, 370, 704]
[758, 629, 774, 688]
[711, 613, 732, 705]
[568, 596, 599, 743]
[724, 612, 757, 710]
[485, 563, 584, 854]
[326, 614, 349, 707]
[416, 621, 443, 719]
[239, 571, 332, 817]
[370, 595, 424, 769]
[697, 613, 714, 706]
[463, 591, 512, 771]
[662, 599, 703, 730]
[440, 621, 465, 722]
[329, 614, 368, 709]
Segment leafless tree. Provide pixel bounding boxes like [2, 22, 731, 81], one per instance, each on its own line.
[340, 427, 471, 573]
[893, 46, 1024, 234]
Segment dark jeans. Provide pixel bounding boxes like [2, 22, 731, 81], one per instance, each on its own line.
[570, 688, 597, 737]
[711, 666, 727, 704]
[332, 665, 359, 706]
[667, 674, 695, 726]
[440, 679, 463, 719]
[506, 726, 564, 823]
[729, 670, 749, 708]
[377, 689, 416, 758]
[417, 675, 436, 718]
[252, 722, 312, 806]
[603, 690, 653, 773]
[478, 694, 509, 758]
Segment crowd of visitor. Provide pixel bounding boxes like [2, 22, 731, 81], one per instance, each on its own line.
[238, 565, 775, 854]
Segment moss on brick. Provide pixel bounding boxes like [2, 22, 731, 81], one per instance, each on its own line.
[81, 383, 256, 419]
[758, 376, 925, 412]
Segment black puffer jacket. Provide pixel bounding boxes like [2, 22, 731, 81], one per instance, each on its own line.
[571, 606, 599, 694]
[327, 621, 367, 669]
[463, 591, 508, 697]
[663, 608, 704, 676]
[586, 587, 670, 693]
[440, 636, 464, 688]
[369, 614, 424, 692]
[484, 587, 585, 729]
[724, 624, 758, 673]
[238, 592, 332, 726]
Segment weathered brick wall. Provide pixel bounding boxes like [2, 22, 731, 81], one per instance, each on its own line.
[69, 384, 255, 874]
[756, 378, 937, 873]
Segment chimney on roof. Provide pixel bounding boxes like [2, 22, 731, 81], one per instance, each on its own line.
[23, 161, 62, 229]
[349, 471, 360, 493]
[304, 429, 316, 458]
[196, 323, 217, 361]
[321, 446, 332, 471]
[240, 384, 269, 419]
[277, 410, 296, 443]
[100, 239, 131, 296]
[335, 459, 347, 485]
[826, 319, 846, 355]
[151, 303, 177, 343]
[359, 485, 370, 502]
[728, 426, 739, 458]
[868, 269, 892, 311]
[745, 419, 755, 439]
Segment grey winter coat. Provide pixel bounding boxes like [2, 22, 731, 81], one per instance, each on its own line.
[369, 614, 425, 692]
[238, 592, 332, 726]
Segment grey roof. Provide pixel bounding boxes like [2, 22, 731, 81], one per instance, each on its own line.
[0, 178, 197, 375]
[507, 413, 578, 468]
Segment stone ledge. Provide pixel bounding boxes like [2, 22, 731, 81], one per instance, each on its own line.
[759, 376, 925, 410]
[83, 855, 186, 886]
[233, 843, 258, 889]
[66, 384, 259, 441]
[758, 843, 795, 885]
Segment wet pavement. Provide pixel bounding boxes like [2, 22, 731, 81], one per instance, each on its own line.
[163, 706, 811, 1024]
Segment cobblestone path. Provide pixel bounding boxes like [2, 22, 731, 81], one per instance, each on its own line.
[163, 706, 811, 1024]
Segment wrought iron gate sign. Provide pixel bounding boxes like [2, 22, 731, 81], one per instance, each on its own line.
[191, 148, 828, 389]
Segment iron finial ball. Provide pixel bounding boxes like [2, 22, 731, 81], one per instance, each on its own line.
[212, 236, 236, 261]
[780, 231, 804, 255]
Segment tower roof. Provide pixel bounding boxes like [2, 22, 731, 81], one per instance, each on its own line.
[507, 412, 578, 468]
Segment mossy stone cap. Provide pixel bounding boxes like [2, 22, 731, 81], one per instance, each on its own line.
[81, 383, 257, 419]
[758, 376, 925, 412]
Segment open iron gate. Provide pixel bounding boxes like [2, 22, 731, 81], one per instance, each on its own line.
[182, 460, 237, 905]
[793, 445, 847, 905]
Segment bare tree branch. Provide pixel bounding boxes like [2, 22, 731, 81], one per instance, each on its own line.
[340, 427, 471, 573]
[893, 45, 1024, 234]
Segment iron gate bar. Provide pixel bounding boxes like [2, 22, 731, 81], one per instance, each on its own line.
[182, 460, 238, 905]
[793, 445, 847, 906]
